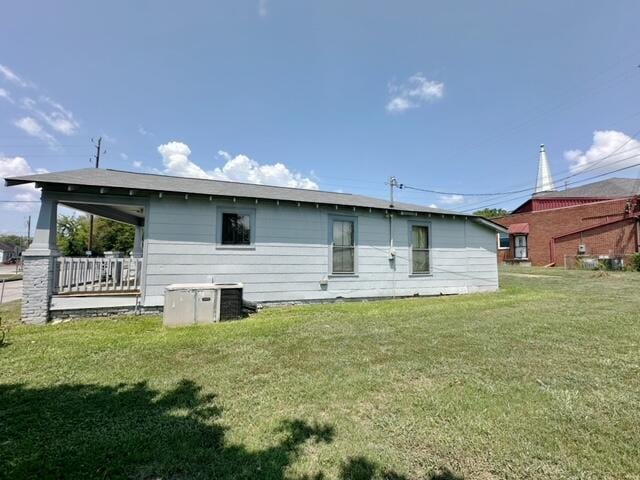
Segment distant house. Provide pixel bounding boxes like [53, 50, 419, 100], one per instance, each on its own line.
[5, 168, 505, 324]
[495, 175, 640, 266]
[0, 242, 17, 263]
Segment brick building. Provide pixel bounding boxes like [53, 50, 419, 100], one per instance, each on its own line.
[494, 178, 640, 266]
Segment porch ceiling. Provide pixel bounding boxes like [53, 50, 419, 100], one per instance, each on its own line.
[60, 201, 144, 226]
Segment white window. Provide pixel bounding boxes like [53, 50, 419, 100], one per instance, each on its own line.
[410, 224, 430, 274]
[514, 235, 528, 259]
[330, 217, 356, 274]
[498, 232, 510, 250]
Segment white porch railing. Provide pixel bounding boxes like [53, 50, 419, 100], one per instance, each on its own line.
[54, 257, 142, 294]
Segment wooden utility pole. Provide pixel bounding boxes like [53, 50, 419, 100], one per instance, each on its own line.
[87, 137, 102, 254]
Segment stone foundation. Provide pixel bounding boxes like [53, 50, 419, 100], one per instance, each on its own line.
[50, 305, 163, 322]
[22, 255, 57, 325]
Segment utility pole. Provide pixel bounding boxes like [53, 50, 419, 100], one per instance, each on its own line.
[388, 176, 399, 208]
[26, 215, 31, 247]
[88, 137, 103, 254]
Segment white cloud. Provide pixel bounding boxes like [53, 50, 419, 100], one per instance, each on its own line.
[0, 155, 47, 212]
[22, 96, 80, 135]
[157, 141, 319, 189]
[120, 153, 129, 160]
[428, 203, 439, 209]
[132, 160, 143, 168]
[138, 125, 154, 136]
[565, 130, 640, 174]
[386, 73, 444, 113]
[438, 194, 465, 205]
[158, 142, 209, 178]
[14, 117, 58, 148]
[258, 0, 268, 16]
[0, 87, 14, 104]
[0, 64, 30, 87]
[0, 67, 80, 145]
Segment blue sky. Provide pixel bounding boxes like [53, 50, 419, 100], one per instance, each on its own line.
[2, 0, 640, 234]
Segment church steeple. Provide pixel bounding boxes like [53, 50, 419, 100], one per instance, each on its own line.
[535, 144, 555, 193]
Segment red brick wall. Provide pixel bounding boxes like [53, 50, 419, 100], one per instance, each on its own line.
[554, 220, 637, 266]
[494, 197, 639, 266]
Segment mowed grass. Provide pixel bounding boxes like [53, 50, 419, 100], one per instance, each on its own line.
[1, 268, 639, 480]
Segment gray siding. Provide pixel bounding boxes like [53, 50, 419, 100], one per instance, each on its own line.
[142, 197, 498, 305]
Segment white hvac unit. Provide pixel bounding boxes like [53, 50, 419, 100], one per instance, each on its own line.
[163, 283, 244, 326]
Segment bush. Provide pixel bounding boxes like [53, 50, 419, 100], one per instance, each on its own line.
[631, 253, 640, 272]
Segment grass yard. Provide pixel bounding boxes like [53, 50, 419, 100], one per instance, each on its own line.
[1, 268, 639, 479]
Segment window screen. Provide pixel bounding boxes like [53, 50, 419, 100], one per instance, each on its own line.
[332, 220, 355, 273]
[411, 225, 430, 274]
[221, 213, 251, 245]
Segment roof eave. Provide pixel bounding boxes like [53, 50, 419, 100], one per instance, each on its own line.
[470, 216, 508, 233]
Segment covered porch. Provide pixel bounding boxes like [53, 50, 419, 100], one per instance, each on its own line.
[22, 189, 148, 323]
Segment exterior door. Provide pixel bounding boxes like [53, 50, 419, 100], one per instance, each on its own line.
[514, 235, 528, 259]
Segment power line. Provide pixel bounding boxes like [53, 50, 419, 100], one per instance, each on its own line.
[460, 157, 640, 212]
[400, 131, 640, 199]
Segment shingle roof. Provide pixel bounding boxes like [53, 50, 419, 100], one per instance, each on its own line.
[534, 177, 640, 199]
[5, 167, 462, 215]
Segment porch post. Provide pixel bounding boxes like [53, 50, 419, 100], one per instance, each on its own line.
[132, 224, 143, 258]
[22, 192, 59, 325]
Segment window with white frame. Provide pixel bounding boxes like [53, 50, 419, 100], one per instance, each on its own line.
[411, 224, 430, 274]
[331, 218, 355, 274]
[498, 232, 509, 250]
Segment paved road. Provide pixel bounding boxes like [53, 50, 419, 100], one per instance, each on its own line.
[0, 280, 22, 304]
[0, 263, 20, 275]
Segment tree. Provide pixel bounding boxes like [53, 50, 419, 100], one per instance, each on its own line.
[56, 214, 135, 256]
[0, 234, 28, 251]
[94, 217, 135, 254]
[57, 215, 89, 256]
[473, 208, 509, 218]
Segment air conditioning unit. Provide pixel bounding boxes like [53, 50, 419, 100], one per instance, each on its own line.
[577, 244, 587, 254]
[163, 283, 244, 326]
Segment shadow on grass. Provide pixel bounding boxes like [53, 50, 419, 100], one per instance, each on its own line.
[337, 456, 463, 480]
[0, 379, 334, 479]
[0, 380, 462, 479]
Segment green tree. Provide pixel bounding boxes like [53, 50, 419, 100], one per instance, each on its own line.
[56, 215, 89, 256]
[473, 208, 509, 218]
[56, 215, 135, 256]
[0, 234, 28, 251]
[94, 217, 135, 254]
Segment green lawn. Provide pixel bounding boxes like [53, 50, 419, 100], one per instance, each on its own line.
[1, 268, 639, 480]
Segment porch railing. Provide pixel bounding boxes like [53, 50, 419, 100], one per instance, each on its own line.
[54, 257, 142, 294]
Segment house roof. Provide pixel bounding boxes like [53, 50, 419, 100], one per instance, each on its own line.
[0, 242, 16, 251]
[5, 168, 506, 231]
[533, 177, 640, 199]
[4, 167, 452, 215]
[510, 177, 640, 214]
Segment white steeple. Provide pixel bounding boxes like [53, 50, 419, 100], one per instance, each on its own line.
[535, 144, 555, 193]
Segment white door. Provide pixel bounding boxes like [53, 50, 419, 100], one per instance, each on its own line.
[514, 235, 528, 259]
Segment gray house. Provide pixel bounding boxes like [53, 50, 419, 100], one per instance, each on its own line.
[0, 242, 18, 263]
[5, 168, 505, 324]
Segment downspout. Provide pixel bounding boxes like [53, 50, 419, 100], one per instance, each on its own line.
[388, 212, 396, 299]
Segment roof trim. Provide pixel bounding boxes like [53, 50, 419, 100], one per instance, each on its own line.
[472, 217, 507, 233]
